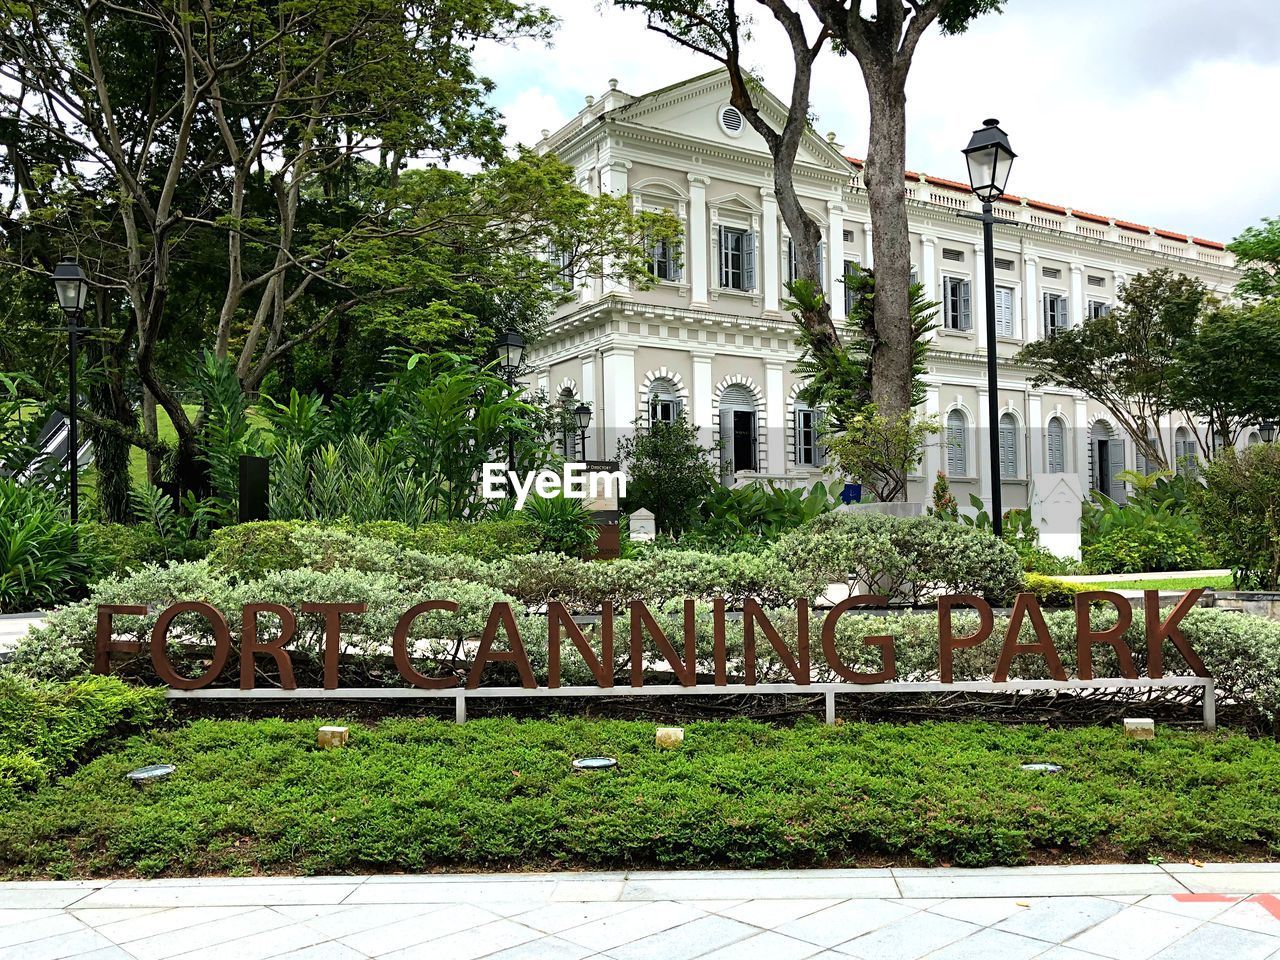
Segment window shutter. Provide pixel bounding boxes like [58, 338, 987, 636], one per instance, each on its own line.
[814, 411, 827, 467]
[718, 225, 729, 287]
[743, 231, 756, 290]
[960, 281, 973, 331]
[999, 416, 1017, 478]
[786, 238, 795, 283]
[1048, 419, 1065, 473]
[793, 409, 804, 465]
[719, 412, 734, 474]
[817, 240, 827, 292]
[946, 412, 966, 475]
[1043, 293, 1053, 337]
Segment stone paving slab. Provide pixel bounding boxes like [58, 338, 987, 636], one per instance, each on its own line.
[2, 866, 1280, 960]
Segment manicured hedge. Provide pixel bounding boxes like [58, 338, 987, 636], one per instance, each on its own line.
[2, 717, 1279, 877]
[0, 675, 167, 798]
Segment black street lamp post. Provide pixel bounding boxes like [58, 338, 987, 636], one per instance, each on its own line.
[1260, 421, 1278, 444]
[495, 329, 526, 471]
[961, 119, 1017, 538]
[574, 402, 592, 460]
[52, 258, 90, 523]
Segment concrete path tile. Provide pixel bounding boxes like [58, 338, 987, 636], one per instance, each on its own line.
[896, 873, 1184, 899]
[0, 913, 86, 949]
[892, 866, 1167, 878]
[0, 912, 61, 932]
[620, 877, 898, 902]
[1148, 922, 1280, 960]
[1175, 874, 1280, 895]
[67, 907, 167, 927]
[339, 903, 502, 956]
[557, 902, 706, 952]
[125, 906, 294, 960]
[379, 918, 540, 960]
[0, 888, 97, 910]
[1137, 894, 1241, 922]
[65, 947, 136, 960]
[72, 884, 357, 909]
[1034, 949, 1114, 960]
[994, 897, 1127, 943]
[927, 897, 1029, 927]
[833, 911, 978, 960]
[1213, 899, 1280, 936]
[681, 900, 748, 914]
[172, 920, 331, 960]
[0, 925, 115, 960]
[550, 880, 625, 902]
[93, 906, 254, 944]
[344, 882, 558, 905]
[296, 902, 446, 939]
[607, 914, 759, 960]
[1064, 905, 1202, 959]
[716, 898, 842, 930]
[510, 901, 643, 935]
[693, 929, 825, 960]
[916, 927, 1047, 960]
[270, 944, 369, 960]
[1163, 864, 1280, 874]
[483, 935, 596, 959]
[774, 899, 917, 949]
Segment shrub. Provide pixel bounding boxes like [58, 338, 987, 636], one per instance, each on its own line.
[0, 674, 167, 798]
[1193, 444, 1280, 589]
[0, 478, 87, 613]
[207, 521, 307, 579]
[522, 496, 597, 557]
[1022, 573, 1083, 607]
[692, 481, 839, 548]
[356, 518, 539, 561]
[772, 511, 1024, 605]
[79, 522, 209, 580]
[617, 413, 717, 536]
[1082, 525, 1214, 576]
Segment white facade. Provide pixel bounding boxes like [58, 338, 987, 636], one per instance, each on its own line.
[531, 71, 1244, 510]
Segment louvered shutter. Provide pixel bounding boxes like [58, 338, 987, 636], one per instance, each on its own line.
[743, 231, 756, 290]
[786, 238, 796, 283]
[960, 281, 973, 331]
[814, 411, 828, 467]
[1043, 293, 1053, 337]
[999, 415, 1017, 478]
[1110, 438, 1127, 504]
[946, 411, 967, 475]
[718, 226, 729, 287]
[793, 409, 805, 465]
[817, 240, 827, 293]
[720, 411, 734, 474]
[1048, 419, 1065, 473]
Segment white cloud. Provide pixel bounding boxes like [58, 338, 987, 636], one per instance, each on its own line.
[476, 0, 1279, 241]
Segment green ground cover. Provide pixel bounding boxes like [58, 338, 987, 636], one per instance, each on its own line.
[1080, 575, 1233, 592]
[3, 716, 1279, 879]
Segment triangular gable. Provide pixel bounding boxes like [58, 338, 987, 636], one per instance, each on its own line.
[609, 70, 851, 177]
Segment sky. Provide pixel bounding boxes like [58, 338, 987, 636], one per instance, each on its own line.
[475, 0, 1280, 244]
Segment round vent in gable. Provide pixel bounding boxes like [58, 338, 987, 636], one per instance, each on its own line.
[718, 104, 744, 137]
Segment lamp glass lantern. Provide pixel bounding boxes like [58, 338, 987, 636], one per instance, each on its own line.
[1261, 422, 1277, 444]
[496, 329, 525, 377]
[963, 119, 1017, 203]
[574, 403, 592, 431]
[52, 259, 90, 315]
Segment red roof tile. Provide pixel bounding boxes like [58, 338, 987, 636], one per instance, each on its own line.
[1072, 210, 1111, 225]
[1155, 229, 1188, 242]
[1115, 219, 1151, 234]
[1026, 199, 1067, 216]
[1193, 237, 1226, 251]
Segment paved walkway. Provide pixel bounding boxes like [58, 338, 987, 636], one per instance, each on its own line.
[4, 864, 1280, 960]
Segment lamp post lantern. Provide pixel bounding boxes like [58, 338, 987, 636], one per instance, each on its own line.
[51, 258, 90, 523]
[574, 402, 592, 460]
[962, 119, 1017, 538]
[1260, 421, 1277, 444]
[495, 329, 526, 471]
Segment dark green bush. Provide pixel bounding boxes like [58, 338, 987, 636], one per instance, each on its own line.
[356, 518, 539, 561]
[0, 478, 87, 612]
[0, 674, 167, 798]
[79, 522, 209, 580]
[207, 520, 307, 579]
[1193, 444, 1280, 589]
[1082, 525, 1214, 576]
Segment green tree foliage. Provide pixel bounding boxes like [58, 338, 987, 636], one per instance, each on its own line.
[1228, 215, 1280, 302]
[616, 412, 718, 535]
[1193, 444, 1280, 590]
[1171, 301, 1280, 435]
[1018, 269, 1209, 469]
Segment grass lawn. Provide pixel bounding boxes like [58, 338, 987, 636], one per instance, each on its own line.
[1081, 575, 1234, 592]
[3, 717, 1279, 879]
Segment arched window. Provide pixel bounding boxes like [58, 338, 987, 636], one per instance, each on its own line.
[719, 385, 758, 476]
[998, 412, 1018, 479]
[1047, 417, 1066, 474]
[558, 387, 579, 461]
[1174, 426, 1197, 476]
[945, 409, 968, 477]
[648, 378, 681, 426]
[1090, 421, 1125, 502]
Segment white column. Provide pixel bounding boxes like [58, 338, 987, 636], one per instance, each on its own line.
[974, 240, 987, 350]
[1070, 264, 1085, 327]
[923, 383, 941, 483]
[977, 387, 993, 510]
[601, 345, 635, 460]
[828, 201, 845, 322]
[601, 160, 631, 296]
[1074, 397, 1090, 488]
[765, 360, 785, 475]
[761, 188, 780, 313]
[692, 351, 714, 449]
[921, 236, 937, 302]
[1023, 253, 1039, 341]
[1027, 393, 1044, 476]
[580, 354, 597, 459]
[688, 175, 710, 305]
[863, 221, 874, 269]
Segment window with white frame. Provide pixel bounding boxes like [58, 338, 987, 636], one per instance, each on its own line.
[995, 285, 1016, 337]
[1043, 292, 1070, 337]
[719, 225, 755, 291]
[1087, 299, 1111, 320]
[843, 258, 861, 313]
[1174, 426, 1198, 476]
[649, 237, 681, 282]
[999, 412, 1018, 479]
[1047, 416, 1067, 473]
[550, 245, 574, 289]
[794, 404, 826, 467]
[943, 277, 972, 331]
[648, 378, 681, 426]
[557, 388, 579, 460]
[946, 409, 969, 476]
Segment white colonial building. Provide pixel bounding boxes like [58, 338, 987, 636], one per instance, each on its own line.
[529, 70, 1244, 510]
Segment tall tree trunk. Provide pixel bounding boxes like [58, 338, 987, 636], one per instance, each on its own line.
[863, 68, 914, 420]
[142, 388, 160, 484]
[84, 295, 135, 522]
